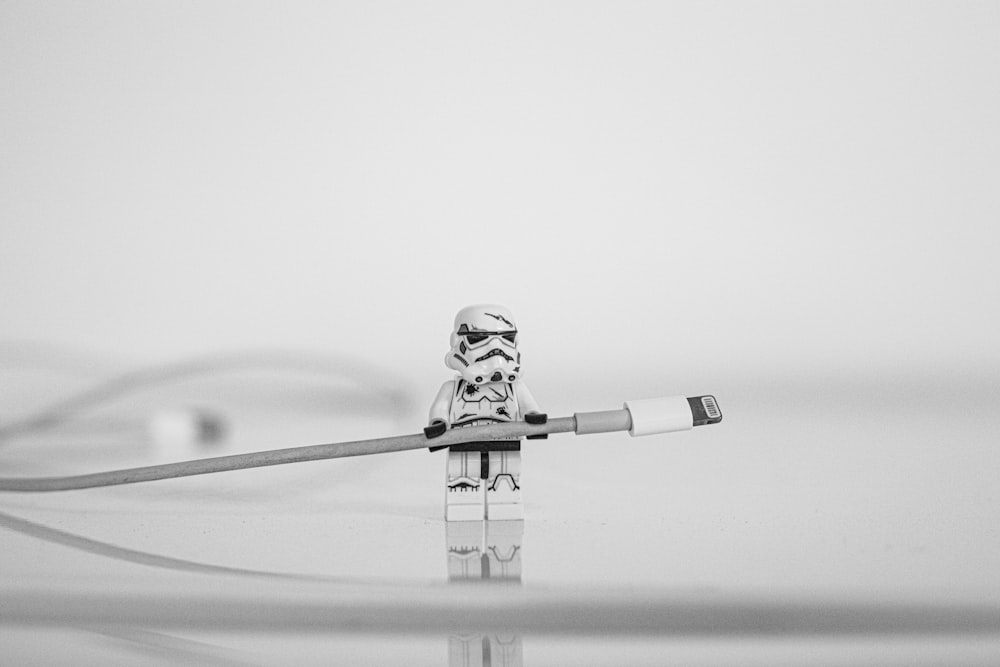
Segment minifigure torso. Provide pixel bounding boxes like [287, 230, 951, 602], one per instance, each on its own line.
[449, 379, 520, 428]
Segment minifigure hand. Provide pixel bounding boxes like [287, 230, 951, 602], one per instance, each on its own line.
[424, 419, 447, 439]
[525, 411, 548, 439]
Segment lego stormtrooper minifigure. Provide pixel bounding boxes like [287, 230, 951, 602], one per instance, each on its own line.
[425, 305, 546, 521]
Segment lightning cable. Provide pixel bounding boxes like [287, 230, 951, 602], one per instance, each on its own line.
[0, 395, 721, 492]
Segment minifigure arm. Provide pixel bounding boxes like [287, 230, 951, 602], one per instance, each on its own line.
[515, 382, 547, 439]
[514, 381, 541, 416]
[428, 380, 455, 427]
[425, 380, 455, 440]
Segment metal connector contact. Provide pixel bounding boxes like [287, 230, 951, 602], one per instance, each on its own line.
[688, 395, 723, 426]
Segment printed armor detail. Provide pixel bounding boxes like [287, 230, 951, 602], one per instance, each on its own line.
[450, 379, 520, 427]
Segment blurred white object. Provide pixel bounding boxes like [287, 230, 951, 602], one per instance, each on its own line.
[147, 408, 226, 454]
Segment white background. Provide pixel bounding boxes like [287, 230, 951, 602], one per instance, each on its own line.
[2, 1, 997, 387]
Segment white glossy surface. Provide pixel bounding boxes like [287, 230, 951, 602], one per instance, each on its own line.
[2, 368, 998, 664]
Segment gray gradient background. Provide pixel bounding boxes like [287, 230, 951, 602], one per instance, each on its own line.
[2, 2, 1000, 664]
[2, 1, 997, 379]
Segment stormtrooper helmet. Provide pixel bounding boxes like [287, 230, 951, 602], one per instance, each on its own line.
[445, 304, 521, 385]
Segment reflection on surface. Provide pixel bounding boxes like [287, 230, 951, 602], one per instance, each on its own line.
[447, 520, 522, 584]
[0, 509, 424, 587]
[0, 509, 307, 580]
[86, 625, 249, 666]
[447, 520, 524, 667]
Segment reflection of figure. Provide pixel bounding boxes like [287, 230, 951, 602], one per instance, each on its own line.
[449, 634, 522, 667]
[425, 305, 546, 522]
[447, 520, 522, 583]
[484, 520, 522, 582]
[447, 520, 524, 667]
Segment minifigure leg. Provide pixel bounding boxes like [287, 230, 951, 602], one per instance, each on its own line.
[486, 451, 523, 520]
[446, 451, 485, 521]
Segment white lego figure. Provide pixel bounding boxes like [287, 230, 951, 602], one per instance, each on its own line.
[425, 305, 546, 521]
